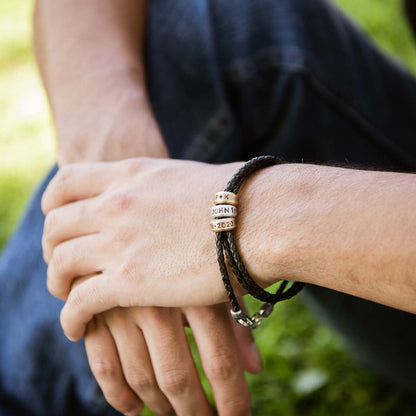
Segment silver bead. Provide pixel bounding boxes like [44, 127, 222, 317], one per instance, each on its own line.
[214, 191, 238, 206]
[211, 204, 237, 218]
[211, 217, 236, 232]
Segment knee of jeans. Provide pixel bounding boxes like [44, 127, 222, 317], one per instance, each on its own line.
[146, 0, 312, 83]
[210, 0, 327, 68]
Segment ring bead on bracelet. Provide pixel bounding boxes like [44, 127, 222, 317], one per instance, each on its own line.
[214, 191, 238, 206]
[211, 204, 237, 218]
[210, 193, 238, 232]
[211, 155, 306, 329]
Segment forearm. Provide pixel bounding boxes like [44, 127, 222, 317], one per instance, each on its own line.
[241, 164, 416, 313]
[34, 0, 166, 164]
[34, 0, 146, 92]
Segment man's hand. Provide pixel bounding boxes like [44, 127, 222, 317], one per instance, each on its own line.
[85, 304, 258, 416]
[43, 156, 260, 415]
[41, 158, 249, 339]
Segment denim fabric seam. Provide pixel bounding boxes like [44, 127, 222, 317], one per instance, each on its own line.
[225, 48, 416, 169]
[183, 108, 234, 161]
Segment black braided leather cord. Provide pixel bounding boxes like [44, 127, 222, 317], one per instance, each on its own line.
[216, 235, 240, 308]
[216, 155, 306, 328]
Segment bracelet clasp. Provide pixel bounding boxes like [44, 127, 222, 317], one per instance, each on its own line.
[230, 303, 274, 329]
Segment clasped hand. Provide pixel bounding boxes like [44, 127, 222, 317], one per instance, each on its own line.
[42, 157, 266, 415]
[42, 157, 251, 340]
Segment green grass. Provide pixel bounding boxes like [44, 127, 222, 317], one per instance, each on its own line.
[1, 0, 415, 415]
[0, 0, 54, 248]
[336, 0, 416, 73]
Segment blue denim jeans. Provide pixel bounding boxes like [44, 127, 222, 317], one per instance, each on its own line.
[1, 0, 416, 414]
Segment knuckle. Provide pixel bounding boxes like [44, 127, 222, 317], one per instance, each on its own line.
[67, 280, 103, 309]
[56, 165, 73, 191]
[119, 261, 140, 284]
[121, 157, 149, 175]
[205, 351, 238, 381]
[90, 359, 120, 380]
[126, 369, 157, 393]
[46, 267, 66, 299]
[159, 368, 190, 396]
[67, 286, 85, 308]
[43, 209, 58, 238]
[49, 245, 67, 273]
[106, 191, 135, 212]
[58, 164, 73, 182]
[112, 227, 132, 245]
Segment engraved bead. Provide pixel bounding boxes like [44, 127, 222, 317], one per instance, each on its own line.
[211, 204, 237, 218]
[214, 191, 238, 206]
[211, 217, 236, 232]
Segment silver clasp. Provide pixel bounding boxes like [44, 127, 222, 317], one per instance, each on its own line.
[230, 303, 274, 329]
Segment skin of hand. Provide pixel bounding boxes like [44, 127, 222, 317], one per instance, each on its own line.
[35, 1, 260, 414]
[41, 159, 244, 318]
[78, 273, 256, 416]
[39, 125, 259, 415]
[42, 159, 416, 343]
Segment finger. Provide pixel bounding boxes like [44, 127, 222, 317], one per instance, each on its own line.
[41, 162, 114, 214]
[107, 309, 174, 415]
[47, 234, 105, 300]
[42, 198, 101, 263]
[227, 299, 262, 374]
[85, 317, 143, 416]
[185, 304, 252, 416]
[139, 308, 214, 416]
[60, 274, 119, 341]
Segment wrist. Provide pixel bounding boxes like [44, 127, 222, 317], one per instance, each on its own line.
[54, 67, 168, 164]
[213, 158, 306, 327]
[52, 64, 147, 129]
[235, 163, 320, 288]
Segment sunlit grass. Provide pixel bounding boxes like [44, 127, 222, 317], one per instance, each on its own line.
[336, 0, 416, 74]
[0, 0, 54, 248]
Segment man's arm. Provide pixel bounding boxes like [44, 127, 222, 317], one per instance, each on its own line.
[251, 163, 416, 314]
[34, 2, 258, 414]
[39, 159, 416, 340]
[34, 0, 168, 165]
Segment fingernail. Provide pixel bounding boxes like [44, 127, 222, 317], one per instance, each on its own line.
[251, 343, 262, 372]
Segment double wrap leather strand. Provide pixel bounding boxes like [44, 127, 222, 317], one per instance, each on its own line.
[213, 156, 305, 328]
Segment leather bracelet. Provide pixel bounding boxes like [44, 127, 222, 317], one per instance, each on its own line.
[212, 156, 305, 329]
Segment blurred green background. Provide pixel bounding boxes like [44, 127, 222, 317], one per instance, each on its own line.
[1, 0, 416, 415]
